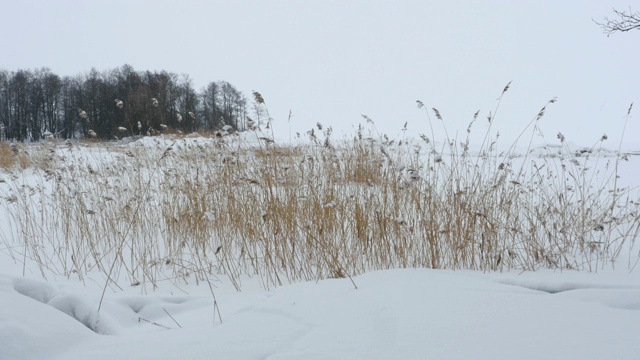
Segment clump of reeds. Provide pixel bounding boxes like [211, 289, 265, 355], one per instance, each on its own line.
[0, 87, 638, 296]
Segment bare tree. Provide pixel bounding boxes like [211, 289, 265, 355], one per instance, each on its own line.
[595, 7, 640, 36]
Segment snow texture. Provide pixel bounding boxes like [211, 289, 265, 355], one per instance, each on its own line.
[1, 270, 640, 359]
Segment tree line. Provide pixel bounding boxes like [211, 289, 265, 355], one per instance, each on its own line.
[0, 64, 249, 141]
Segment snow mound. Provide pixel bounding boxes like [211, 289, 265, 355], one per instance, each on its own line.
[12, 277, 118, 335]
[0, 276, 95, 360]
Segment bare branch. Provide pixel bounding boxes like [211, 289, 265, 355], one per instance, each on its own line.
[594, 7, 640, 36]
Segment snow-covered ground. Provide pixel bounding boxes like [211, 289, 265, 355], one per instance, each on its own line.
[1, 135, 639, 359]
[2, 268, 640, 359]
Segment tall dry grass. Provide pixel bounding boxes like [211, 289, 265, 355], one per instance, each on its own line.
[0, 90, 638, 297]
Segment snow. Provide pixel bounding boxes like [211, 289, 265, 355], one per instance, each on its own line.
[1, 137, 639, 359]
[2, 269, 640, 359]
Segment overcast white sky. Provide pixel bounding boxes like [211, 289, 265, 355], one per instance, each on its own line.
[1, 0, 638, 147]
